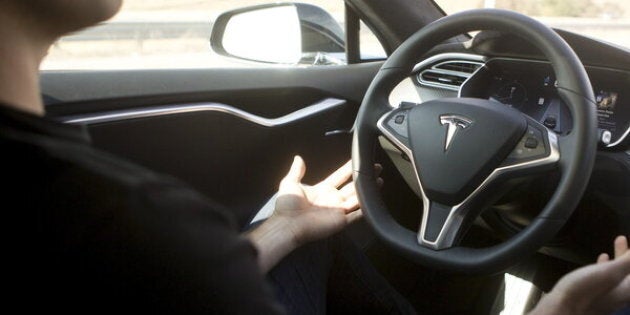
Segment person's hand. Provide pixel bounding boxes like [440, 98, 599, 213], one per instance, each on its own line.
[247, 155, 381, 272]
[273, 155, 381, 246]
[530, 235, 630, 315]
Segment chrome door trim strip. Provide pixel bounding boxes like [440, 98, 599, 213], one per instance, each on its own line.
[63, 98, 347, 127]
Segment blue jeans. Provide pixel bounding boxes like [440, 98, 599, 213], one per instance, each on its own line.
[267, 232, 417, 315]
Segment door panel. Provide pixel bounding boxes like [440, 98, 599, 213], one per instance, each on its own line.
[42, 64, 381, 226]
[42, 64, 381, 112]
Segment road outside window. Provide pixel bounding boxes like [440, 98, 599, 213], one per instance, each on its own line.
[42, 0, 385, 70]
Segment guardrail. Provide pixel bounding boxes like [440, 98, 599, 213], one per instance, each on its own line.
[59, 19, 630, 46]
[60, 21, 213, 42]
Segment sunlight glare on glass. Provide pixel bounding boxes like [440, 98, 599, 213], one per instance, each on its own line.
[222, 6, 302, 64]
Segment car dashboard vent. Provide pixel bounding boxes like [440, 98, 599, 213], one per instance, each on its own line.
[435, 61, 482, 73]
[417, 60, 484, 91]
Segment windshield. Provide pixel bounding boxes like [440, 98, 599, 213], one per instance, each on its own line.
[434, 0, 630, 49]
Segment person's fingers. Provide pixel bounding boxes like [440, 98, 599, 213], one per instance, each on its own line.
[374, 163, 383, 176]
[280, 156, 306, 189]
[287, 156, 306, 182]
[600, 274, 630, 312]
[320, 160, 352, 188]
[614, 235, 628, 259]
[613, 274, 630, 300]
[339, 164, 382, 197]
[341, 195, 359, 213]
[310, 184, 346, 208]
[606, 254, 630, 308]
[339, 181, 356, 199]
[606, 251, 630, 281]
[376, 177, 384, 188]
[598, 253, 610, 264]
[278, 156, 307, 204]
[346, 209, 363, 224]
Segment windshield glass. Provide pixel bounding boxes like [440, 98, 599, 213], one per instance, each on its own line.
[434, 0, 630, 49]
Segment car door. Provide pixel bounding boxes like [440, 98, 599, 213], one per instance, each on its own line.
[40, 0, 384, 227]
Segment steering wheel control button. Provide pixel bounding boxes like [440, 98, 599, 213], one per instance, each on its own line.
[543, 115, 557, 129]
[599, 129, 612, 145]
[386, 111, 410, 138]
[524, 137, 539, 149]
[506, 125, 548, 162]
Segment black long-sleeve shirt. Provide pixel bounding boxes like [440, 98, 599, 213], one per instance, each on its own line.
[1, 105, 284, 314]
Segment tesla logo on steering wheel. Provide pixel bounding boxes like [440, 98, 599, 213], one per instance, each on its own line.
[439, 114, 473, 151]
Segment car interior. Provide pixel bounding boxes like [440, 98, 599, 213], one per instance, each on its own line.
[40, 0, 629, 314]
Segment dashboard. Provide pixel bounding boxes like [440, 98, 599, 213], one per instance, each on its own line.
[460, 58, 630, 147]
[412, 54, 630, 149]
[390, 34, 630, 263]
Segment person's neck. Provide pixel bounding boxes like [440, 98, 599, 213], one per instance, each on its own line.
[0, 11, 53, 117]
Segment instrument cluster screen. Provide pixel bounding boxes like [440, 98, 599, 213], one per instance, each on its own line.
[460, 58, 630, 147]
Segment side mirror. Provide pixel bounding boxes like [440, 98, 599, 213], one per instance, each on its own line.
[210, 3, 345, 65]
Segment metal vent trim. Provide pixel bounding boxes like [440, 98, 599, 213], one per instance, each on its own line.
[413, 53, 487, 91]
[435, 61, 483, 74]
[419, 70, 469, 88]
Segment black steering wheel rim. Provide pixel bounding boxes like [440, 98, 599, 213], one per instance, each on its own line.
[352, 9, 598, 274]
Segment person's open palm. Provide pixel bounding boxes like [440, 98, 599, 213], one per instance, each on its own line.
[531, 236, 630, 315]
[273, 156, 379, 246]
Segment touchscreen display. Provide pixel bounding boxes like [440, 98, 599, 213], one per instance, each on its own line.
[596, 90, 619, 131]
[596, 91, 618, 111]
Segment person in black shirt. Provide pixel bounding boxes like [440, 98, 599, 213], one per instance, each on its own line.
[0, 1, 628, 314]
[1, 104, 285, 314]
[0, 1, 366, 313]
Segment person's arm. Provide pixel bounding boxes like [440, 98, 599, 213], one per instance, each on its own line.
[246, 156, 379, 272]
[529, 235, 630, 315]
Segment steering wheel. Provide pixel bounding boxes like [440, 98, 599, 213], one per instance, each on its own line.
[352, 9, 598, 273]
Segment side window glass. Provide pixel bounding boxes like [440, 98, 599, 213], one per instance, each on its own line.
[360, 21, 388, 60]
[42, 1, 387, 70]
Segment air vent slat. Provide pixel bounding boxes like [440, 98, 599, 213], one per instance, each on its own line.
[420, 71, 467, 86]
[416, 59, 485, 90]
[435, 62, 482, 74]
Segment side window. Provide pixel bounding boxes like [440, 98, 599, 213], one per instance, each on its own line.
[41, 0, 386, 70]
[360, 21, 388, 60]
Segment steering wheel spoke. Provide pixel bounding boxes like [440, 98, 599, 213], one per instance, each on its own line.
[418, 199, 470, 250]
[376, 107, 414, 155]
[496, 118, 560, 175]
